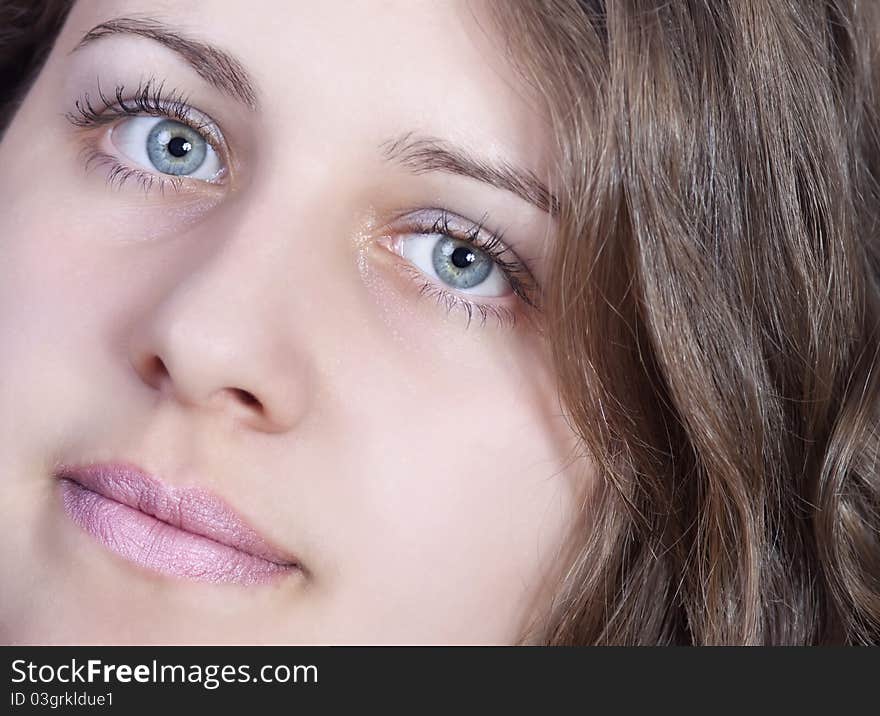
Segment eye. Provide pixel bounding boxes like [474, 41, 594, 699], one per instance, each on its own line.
[397, 234, 512, 298]
[109, 116, 224, 181]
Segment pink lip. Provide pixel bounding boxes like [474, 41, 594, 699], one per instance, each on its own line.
[55, 461, 299, 585]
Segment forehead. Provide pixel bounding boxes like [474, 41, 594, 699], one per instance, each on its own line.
[62, 0, 553, 178]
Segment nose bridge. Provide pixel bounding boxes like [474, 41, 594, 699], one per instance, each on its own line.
[127, 193, 318, 433]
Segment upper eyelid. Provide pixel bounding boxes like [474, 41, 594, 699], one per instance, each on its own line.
[383, 208, 504, 247]
[70, 16, 260, 111]
[64, 82, 230, 158]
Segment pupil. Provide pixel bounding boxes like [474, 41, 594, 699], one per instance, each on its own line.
[167, 136, 192, 158]
[451, 246, 475, 269]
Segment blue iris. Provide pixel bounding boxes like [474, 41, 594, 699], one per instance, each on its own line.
[145, 119, 208, 175]
[432, 236, 493, 289]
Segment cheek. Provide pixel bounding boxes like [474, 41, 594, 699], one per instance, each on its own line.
[0, 172, 125, 362]
[313, 309, 585, 641]
[0, 168, 145, 471]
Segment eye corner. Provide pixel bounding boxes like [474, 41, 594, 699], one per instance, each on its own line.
[372, 232, 397, 254]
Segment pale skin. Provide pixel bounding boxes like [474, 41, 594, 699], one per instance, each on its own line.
[0, 0, 590, 644]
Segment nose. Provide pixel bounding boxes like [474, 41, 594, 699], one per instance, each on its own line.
[126, 228, 313, 434]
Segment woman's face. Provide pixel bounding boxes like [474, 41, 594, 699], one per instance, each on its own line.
[0, 0, 588, 644]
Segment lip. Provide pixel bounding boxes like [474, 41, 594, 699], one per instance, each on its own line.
[55, 461, 299, 586]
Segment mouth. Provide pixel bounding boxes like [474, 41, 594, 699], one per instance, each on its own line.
[55, 461, 300, 586]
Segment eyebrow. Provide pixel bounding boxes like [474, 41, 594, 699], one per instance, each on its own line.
[70, 16, 259, 110]
[381, 132, 558, 215]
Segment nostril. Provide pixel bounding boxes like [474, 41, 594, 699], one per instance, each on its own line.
[230, 388, 261, 409]
[151, 356, 170, 379]
[137, 355, 171, 392]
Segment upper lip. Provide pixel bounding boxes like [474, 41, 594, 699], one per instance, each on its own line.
[54, 460, 299, 568]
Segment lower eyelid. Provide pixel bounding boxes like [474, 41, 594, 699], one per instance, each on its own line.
[75, 148, 220, 205]
[398, 263, 520, 329]
[74, 129, 225, 198]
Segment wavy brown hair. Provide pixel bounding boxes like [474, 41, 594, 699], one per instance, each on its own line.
[2, 0, 879, 644]
[493, 0, 880, 645]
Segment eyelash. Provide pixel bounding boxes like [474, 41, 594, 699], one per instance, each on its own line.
[64, 79, 540, 329]
[64, 76, 225, 195]
[394, 211, 539, 329]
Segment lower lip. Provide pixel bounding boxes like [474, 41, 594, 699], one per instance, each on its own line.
[59, 479, 294, 585]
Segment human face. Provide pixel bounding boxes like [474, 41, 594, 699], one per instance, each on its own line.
[0, 0, 589, 644]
